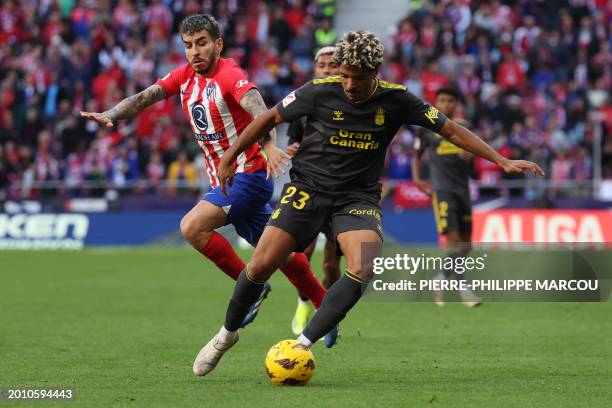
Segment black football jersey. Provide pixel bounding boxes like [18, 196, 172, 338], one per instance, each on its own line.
[414, 122, 471, 195]
[276, 77, 448, 194]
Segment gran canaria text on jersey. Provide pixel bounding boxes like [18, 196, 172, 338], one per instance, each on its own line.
[328, 129, 380, 150]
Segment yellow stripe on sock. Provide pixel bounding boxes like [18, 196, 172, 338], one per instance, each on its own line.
[345, 269, 364, 283]
[245, 264, 266, 284]
[432, 192, 442, 234]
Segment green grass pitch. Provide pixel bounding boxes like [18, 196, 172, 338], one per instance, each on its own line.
[1, 248, 611, 407]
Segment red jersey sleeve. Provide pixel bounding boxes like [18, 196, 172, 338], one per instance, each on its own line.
[219, 59, 258, 103]
[156, 64, 191, 98]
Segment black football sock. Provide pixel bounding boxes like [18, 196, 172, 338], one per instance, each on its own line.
[302, 271, 364, 343]
[443, 252, 462, 280]
[224, 268, 265, 331]
[443, 247, 471, 280]
[298, 291, 309, 302]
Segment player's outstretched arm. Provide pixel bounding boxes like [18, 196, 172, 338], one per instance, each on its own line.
[218, 107, 285, 195]
[80, 84, 167, 127]
[439, 120, 545, 176]
[239, 89, 289, 179]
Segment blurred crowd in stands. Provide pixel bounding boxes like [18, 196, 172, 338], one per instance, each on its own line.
[383, 0, 611, 201]
[0, 0, 610, 202]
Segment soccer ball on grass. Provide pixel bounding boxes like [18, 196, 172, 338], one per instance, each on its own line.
[264, 340, 315, 386]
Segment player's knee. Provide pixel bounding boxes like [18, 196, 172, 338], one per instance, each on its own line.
[447, 236, 471, 256]
[180, 214, 198, 243]
[247, 255, 275, 281]
[459, 241, 472, 256]
[445, 231, 461, 243]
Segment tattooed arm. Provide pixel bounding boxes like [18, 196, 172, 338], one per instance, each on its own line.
[239, 89, 288, 179]
[80, 84, 167, 127]
[239, 89, 277, 144]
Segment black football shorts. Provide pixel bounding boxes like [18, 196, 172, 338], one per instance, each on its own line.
[267, 182, 383, 252]
[431, 190, 472, 236]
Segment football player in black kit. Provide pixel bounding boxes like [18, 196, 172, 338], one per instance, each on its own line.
[413, 87, 482, 307]
[192, 31, 544, 376]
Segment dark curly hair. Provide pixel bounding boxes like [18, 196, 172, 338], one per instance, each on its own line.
[436, 87, 462, 101]
[179, 14, 221, 39]
[332, 31, 384, 71]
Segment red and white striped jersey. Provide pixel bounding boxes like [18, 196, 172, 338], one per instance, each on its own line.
[156, 58, 266, 187]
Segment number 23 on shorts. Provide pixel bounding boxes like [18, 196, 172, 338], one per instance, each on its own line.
[280, 186, 310, 210]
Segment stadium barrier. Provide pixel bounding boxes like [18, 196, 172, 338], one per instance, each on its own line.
[2, 207, 609, 250]
[473, 209, 612, 243]
[0, 212, 185, 249]
[3, 178, 605, 201]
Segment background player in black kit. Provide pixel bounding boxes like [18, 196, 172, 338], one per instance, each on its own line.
[412, 87, 481, 307]
[286, 46, 342, 343]
[193, 31, 544, 376]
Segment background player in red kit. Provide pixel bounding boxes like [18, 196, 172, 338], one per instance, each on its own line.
[80, 14, 326, 341]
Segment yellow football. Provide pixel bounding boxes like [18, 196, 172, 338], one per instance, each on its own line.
[264, 340, 315, 386]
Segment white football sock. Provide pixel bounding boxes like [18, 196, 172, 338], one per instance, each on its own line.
[219, 326, 237, 341]
[297, 334, 312, 348]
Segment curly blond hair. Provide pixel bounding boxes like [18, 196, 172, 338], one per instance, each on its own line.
[332, 31, 384, 71]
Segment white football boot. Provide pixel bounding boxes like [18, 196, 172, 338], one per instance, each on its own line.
[460, 289, 482, 308]
[192, 331, 239, 376]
